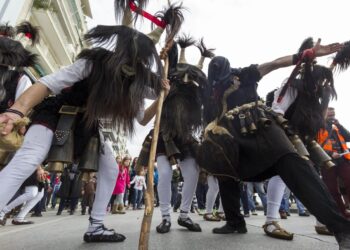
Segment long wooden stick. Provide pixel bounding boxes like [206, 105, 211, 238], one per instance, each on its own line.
[138, 58, 169, 250]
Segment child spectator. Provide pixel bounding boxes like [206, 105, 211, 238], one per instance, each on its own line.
[130, 168, 147, 210]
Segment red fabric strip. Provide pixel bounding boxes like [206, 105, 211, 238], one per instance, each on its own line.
[25, 33, 32, 39]
[129, 1, 166, 28]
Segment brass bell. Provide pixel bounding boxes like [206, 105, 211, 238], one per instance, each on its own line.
[239, 114, 248, 135]
[275, 115, 288, 129]
[290, 135, 309, 159]
[47, 131, 74, 170]
[308, 140, 335, 168]
[249, 123, 257, 133]
[257, 108, 271, 128]
[47, 162, 65, 173]
[78, 136, 99, 173]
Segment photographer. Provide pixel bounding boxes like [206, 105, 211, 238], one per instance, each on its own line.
[317, 107, 350, 218]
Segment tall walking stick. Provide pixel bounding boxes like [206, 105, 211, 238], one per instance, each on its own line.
[138, 55, 169, 250]
[137, 2, 183, 249]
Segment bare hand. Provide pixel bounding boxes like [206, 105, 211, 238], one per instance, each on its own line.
[332, 152, 341, 159]
[313, 38, 343, 57]
[162, 79, 171, 97]
[0, 112, 23, 135]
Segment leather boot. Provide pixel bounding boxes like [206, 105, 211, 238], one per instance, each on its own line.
[111, 204, 118, 214]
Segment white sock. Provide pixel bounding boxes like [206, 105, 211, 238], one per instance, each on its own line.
[86, 217, 114, 236]
[162, 214, 171, 222]
[179, 210, 189, 220]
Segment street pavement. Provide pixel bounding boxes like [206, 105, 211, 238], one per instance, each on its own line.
[0, 208, 338, 250]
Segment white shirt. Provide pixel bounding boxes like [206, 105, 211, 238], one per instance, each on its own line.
[130, 175, 147, 190]
[15, 75, 32, 100]
[38, 59, 153, 123]
[271, 78, 297, 115]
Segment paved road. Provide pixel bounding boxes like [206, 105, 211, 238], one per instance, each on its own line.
[0, 208, 338, 250]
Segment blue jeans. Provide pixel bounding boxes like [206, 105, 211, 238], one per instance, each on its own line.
[133, 189, 143, 208]
[51, 184, 61, 208]
[280, 187, 306, 214]
[246, 182, 267, 211]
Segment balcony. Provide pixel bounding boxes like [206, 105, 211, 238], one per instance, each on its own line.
[32, 8, 74, 66]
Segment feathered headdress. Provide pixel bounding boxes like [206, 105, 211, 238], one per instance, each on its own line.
[161, 36, 214, 141]
[0, 21, 39, 102]
[80, 1, 185, 134]
[331, 41, 350, 72]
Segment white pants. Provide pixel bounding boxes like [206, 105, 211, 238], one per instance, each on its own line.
[157, 155, 199, 217]
[2, 185, 44, 221]
[0, 124, 118, 222]
[17, 187, 44, 221]
[266, 175, 286, 222]
[206, 175, 223, 214]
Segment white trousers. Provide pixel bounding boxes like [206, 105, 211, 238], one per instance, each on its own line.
[2, 185, 44, 221]
[17, 187, 44, 221]
[157, 155, 199, 217]
[206, 175, 223, 213]
[266, 175, 286, 222]
[0, 124, 118, 223]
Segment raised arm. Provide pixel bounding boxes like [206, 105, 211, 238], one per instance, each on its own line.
[138, 79, 170, 126]
[0, 59, 90, 135]
[257, 39, 342, 78]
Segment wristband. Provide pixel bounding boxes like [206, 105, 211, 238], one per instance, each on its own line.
[5, 108, 24, 118]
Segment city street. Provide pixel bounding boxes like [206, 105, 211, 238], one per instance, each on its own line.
[0, 208, 337, 250]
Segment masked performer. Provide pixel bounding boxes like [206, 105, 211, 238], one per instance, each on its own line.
[0, 1, 182, 243]
[0, 22, 39, 168]
[263, 37, 338, 240]
[198, 39, 350, 249]
[138, 37, 213, 234]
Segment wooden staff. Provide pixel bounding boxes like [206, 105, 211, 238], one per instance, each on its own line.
[138, 51, 170, 250]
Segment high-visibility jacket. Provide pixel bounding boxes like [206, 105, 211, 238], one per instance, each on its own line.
[317, 125, 350, 160]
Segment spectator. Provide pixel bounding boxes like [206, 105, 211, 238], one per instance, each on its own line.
[154, 166, 159, 207]
[111, 157, 131, 214]
[317, 107, 350, 218]
[50, 173, 62, 209]
[171, 166, 181, 208]
[81, 173, 97, 215]
[56, 163, 82, 216]
[130, 168, 147, 210]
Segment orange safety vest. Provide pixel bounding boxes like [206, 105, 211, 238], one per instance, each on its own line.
[317, 125, 350, 160]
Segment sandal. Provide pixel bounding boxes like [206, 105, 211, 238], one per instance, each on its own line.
[262, 221, 294, 240]
[315, 226, 334, 236]
[203, 213, 221, 222]
[214, 212, 226, 221]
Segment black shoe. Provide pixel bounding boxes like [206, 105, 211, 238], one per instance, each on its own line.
[213, 222, 247, 234]
[335, 231, 350, 250]
[56, 211, 62, 216]
[82, 212, 86, 215]
[177, 217, 201, 232]
[286, 212, 291, 216]
[31, 213, 42, 217]
[70, 210, 75, 215]
[156, 219, 171, 234]
[298, 212, 310, 217]
[12, 220, 34, 225]
[83, 232, 126, 243]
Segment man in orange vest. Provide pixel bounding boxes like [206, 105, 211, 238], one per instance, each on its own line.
[317, 107, 350, 218]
